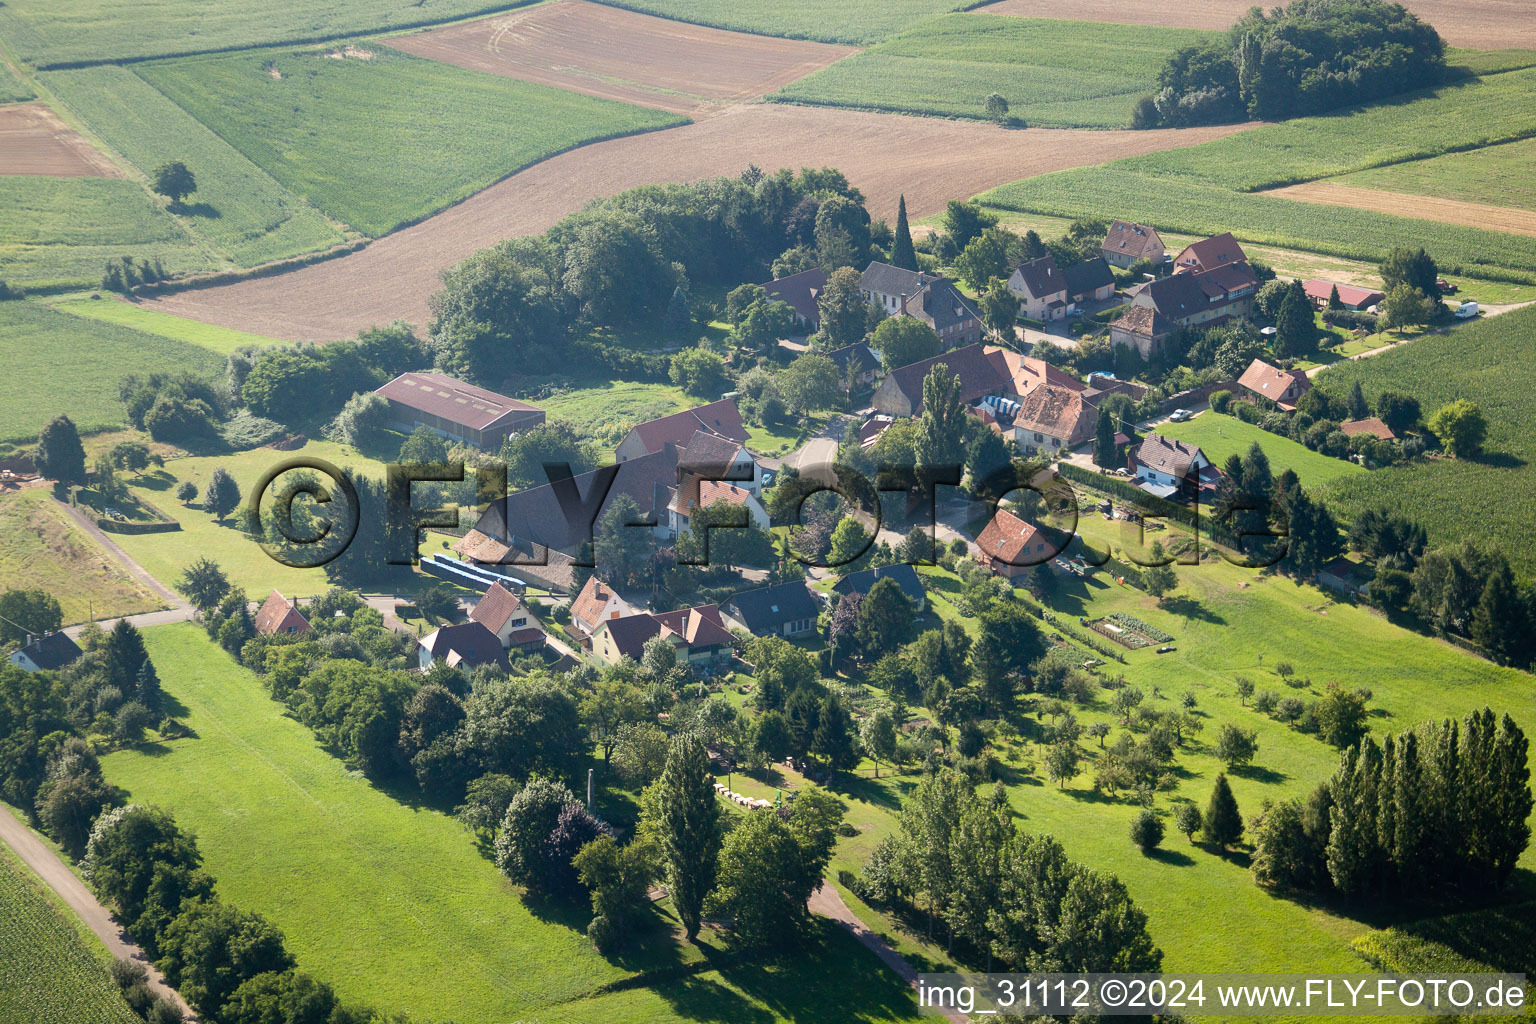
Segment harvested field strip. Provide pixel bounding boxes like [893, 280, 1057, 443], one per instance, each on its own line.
[0, 102, 120, 177]
[1265, 182, 1536, 238]
[1327, 135, 1536, 214]
[41, 65, 347, 267]
[135, 45, 687, 237]
[775, 14, 1215, 128]
[976, 0, 1536, 51]
[138, 106, 1249, 341]
[53, 298, 288, 354]
[389, 0, 857, 114]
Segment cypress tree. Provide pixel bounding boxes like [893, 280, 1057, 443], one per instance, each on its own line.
[891, 195, 917, 271]
[1489, 712, 1533, 887]
[1347, 380, 1368, 420]
[1203, 773, 1243, 850]
[647, 733, 720, 941]
[1093, 407, 1118, 468]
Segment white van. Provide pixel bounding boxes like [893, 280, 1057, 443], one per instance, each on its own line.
[1455, 301, 1480, 319]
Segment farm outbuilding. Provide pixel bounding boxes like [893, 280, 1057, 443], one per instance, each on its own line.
[376, 371, 544, 450]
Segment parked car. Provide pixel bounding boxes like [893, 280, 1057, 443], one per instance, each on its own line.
[1438, 278, 1457, 294]
[1169, 408, 1192, 422]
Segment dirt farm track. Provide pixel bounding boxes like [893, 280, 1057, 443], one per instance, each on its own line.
[144, 107, 1248, 341]
[1266, 181, 1536, 239]
[980, 0, 1536, 51]
[388, 1, 856, 114]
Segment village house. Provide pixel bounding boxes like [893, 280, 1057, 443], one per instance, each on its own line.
[666, 477, 769, 539]
[1303, 279, 1385, 312]
[1238, 358, 1311, 411]
[764, 267, 826, 332]
[375, 371, 544, 450]
[974, 507, 1055, 579]
[899, 278, 983, 349]
[871, 343, 1009, 417]
[1101, 221, 1165, 269]
[615, 399, 747, 463]
[832, 564, 927, 612]
[254, 590, 310, 637]
[1063, 257, 1116, 305]
[989, 348, 1087, 402]
[1107, 305, 1178, 359]
[1128, 260, 1259, 328]
[822, 341, 881, 393]
[1172, 232, 1247, 275]
[1006, 255, 1069, 322]
[675, 428, 764, 496]
[417, 621, 509, 672]
[724, 581, 820, 638]
[591, 605, 735, 668]
[570, 576, 630, 636]
[8, 631, 81, 673]
[859, 261, 935, 315]
[1129, 433, 1219, 502]
[469, 582, 546, 654]
[1008, 383, 1097, 452]
[1340, 417, 1395, 442]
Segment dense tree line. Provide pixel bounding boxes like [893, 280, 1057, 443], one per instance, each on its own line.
[1138, 0, 1444, 126]
[1253, 709, 1530, 901]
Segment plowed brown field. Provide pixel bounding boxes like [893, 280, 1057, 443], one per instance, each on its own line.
[1266, 181, 1536, 238]
[979, 0, 1536, 50]
[0, 103, 120, 177]
[144, 105, 1249, 341]
[387, 0, 857, 114]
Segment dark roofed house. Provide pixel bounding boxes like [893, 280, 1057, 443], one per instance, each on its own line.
[1007, 255, 1070, 322]
[1131, 261, 1258, 327]
[615, 399, 747, 462]
[8, 631, 82, 673]
[1237, 358, 1310, 411]
[860, 261, 935, 316]
[900, 278, 982, 349]
[376, 371, 544, 450]
[871, 343, 1009, 417]
[592, 605, 734, 667]
[1102, 221, 1165, 269]
[823, 342, 881, 392]
[418, 621, 509, 672]
[1108, 304, 1178, 359]
[1173, 232, 1247, 274]
[765, 267, 827, 331]
[254, 590, 310, 637]
[1130, 433, 1218, 501]
[832, 563, 926, 611]
[1061, 257, 1115, 304]
[725, 581, 820, 638]
[469, 582, 546, 653]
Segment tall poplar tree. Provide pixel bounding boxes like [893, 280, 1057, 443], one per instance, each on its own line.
[891, 195, 917, 271]
[642, 733, 720, 941]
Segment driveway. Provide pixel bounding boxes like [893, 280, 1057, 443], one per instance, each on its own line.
[53, 496, 186, 610]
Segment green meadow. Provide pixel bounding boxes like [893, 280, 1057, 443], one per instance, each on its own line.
[0, 62, 34, 104]
[540, 380, 692, 447]
[0, 301, 225, 440]
[136, 46, 687, 237]
[42, 65, 348, 268]
[1159, 412, 1366, 488]
[53, 298, 289, 355]
[593, 0, 969, 46]
[776, 15, 1216, 129]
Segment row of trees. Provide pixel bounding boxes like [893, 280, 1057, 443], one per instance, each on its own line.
[1253, 709, 1530, 900]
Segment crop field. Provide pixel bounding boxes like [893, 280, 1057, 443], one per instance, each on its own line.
[0, 177, 206, 291]
[138, 105, 1249, 341]
[0, 845, 140, 1024]
[1316, 304, 1536, 579]
[1158, 413, 1365, 489]
[0, 62, 34, 105]
[100, 624, 915, 1023]
[1327, 136, 1536, 214]
[592, 0, 970, 45]
[978, 0, 1536, 51]
[136, 46, 687, 237]
[0, 302, 225, 440]
[0, 489, 164, 624]
[389, 0, 856, 115]
[775, 15, 1216, 128]
[52, 298, 289, 355]
[0, 102, 120, 177]
[1265, 182, 1536, 239]
[0, 0, 534, 67]
[42, 66, 347, 268]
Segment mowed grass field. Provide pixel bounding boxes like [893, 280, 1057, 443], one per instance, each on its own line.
[42, 65, 348, 268]
[1330, 136, 1536, 213]
[593, 0, 969, 45]
[101, 624, 918, 1023]
[0, 0, 531, 66]
[0, 845, 140, 1024]
[0, 177, 207, 291]
[0, 489, 164, 623]
[775, 15, 1217, 128]
[1158, 412, 1365, 488]
[53, 298, 288, 355]
[135, 46, 687, 237]
[0, 302, 225, 440]
[1316, 304, 1536, 580]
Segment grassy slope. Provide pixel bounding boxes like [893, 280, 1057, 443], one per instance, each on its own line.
[591, 0, 967, 46]
[540, 380, 692, 447]
[0, 178, 207, 291]
[0, 301, 225, 440]
[136, 46, 687, 237]
[53, 298, 289, 355]
[1158, 412, 1365, 488]
[0, 489, 164, 623]
[101, 624, 918, 1023]
[41, 65, 346, 268]
[1315, 304, 1536, 579]
[1331, 136, 1536, 213]
[0, 62, 35, 104]
[0, 0, 532, 66]
[0, 845, 140, 1024]
[776, 15, 1216, 129]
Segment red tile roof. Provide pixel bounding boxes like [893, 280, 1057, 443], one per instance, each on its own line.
[572, 577, 626, 630]
[254, 590, 310, 636]
[624, 400, 746, 456]
[599, 604, 733, 660]
[1303, 279, 1385, 309]
[989, 348, 1085, 398]
[1237, 358, 1310, 409]
[1340, 417, 1395, 440]
[1012, 384, 1096, 444]
[1102, 221, 1164, 263]
[469, 582, 530, 635]
[975, 508, 1049, 565]
[1174, 232, 1247, 274]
